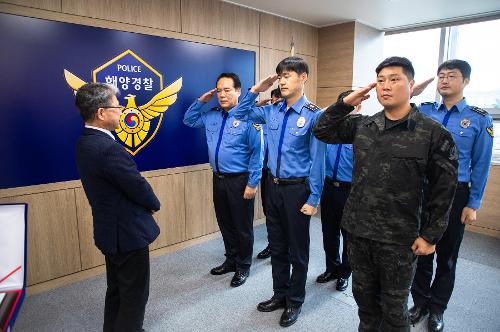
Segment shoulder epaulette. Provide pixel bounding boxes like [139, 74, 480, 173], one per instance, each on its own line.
[252, 123, 261, 131]
[420, 101, 438, 108]
[304, 102, 320, 112]
[210, 106, 220, 112]
[470, 106, 489, 116]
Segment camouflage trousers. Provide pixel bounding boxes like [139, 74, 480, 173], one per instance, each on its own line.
[347, 234, 417, 332]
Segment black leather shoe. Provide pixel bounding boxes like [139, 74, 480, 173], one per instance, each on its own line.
[257, 297, 286, 312]
[409, 305, 429, 325]
[257, 245, 271, 259]
[230, 270, 249, 287]
[428, 312, 444, 331]
[316, 271, 337, 283]
[336, 277, 348, 291]
[279, 306, 301, 327]
[210, 263, 236, 275]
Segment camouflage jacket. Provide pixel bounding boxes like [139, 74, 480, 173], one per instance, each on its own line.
[313, 101, 458, 246]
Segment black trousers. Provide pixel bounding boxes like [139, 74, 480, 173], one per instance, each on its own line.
[411, 186, 469, 314]
[265, 173, 311, 307]
[319, 179, 352, 278]
[348, 235, 417, 332]
[103, 246, 150, 332]
[213, 173, 254, 271]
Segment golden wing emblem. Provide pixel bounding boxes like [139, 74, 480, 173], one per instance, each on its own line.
[63, 69, 86, 94]
[116, 77, 183, 148]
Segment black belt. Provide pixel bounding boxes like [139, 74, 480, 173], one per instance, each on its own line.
[325, 177, 351, 188]
[457, 182, 470, 189]
[271, 176, 307, 185]
[214, 172, 248, 179]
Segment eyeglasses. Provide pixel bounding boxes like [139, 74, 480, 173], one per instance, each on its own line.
[100, 105, 125, 111]
[437, 74, 462, 82]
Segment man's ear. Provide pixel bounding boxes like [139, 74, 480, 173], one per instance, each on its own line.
[300, 72, 308, 84]
[409, 79, 415, 94]
[463, 78, 470, 87]
[236, 88, 241, 97]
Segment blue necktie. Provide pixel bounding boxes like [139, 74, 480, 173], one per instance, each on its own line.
[442, 109, 452, 127]
[276, 109, 292, 178]
[214, 112, 228, 173]
[332, 144, 343, 181]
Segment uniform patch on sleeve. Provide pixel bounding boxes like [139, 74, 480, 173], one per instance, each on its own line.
[253, 123, 261, 131]
[439, 137, 458, 161]
[487, 126, 494, 138]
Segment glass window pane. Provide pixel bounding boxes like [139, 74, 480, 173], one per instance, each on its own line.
[384, 28, 441, 104]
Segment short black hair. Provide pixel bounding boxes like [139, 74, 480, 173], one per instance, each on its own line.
[376, 56, 415, 80]
[337, 89, 354, 102]
[271, 88, 281, 99]
[437, 59, 471, 80]
[75, 83, 119, 122]
[276, 56, 309, 76]
[216, 72, 241, 90]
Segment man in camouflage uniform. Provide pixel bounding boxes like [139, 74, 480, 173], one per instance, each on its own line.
[313, 57, 458, 331]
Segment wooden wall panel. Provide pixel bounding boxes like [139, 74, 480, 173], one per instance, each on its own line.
[317, 87, 347, 109]
[0, 0, 61, 11]
[260, 12, 318, 56]
[299, 53, 317, 103]
[75, 187, 104, 270]
[318, 22, 355, 89]
[0, 190, 81, 285]
[62, 0, 181, 32]
[220, 1, 259, 46]
[148, 174, 186, 250]
[181, 0, 259, 45]
[476, 165, 500, 232]
[184, 169, 218, 239]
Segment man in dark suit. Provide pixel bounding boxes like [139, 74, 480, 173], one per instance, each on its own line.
[74, 83, 161, 332]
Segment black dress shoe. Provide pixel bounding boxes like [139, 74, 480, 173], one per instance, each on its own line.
[257, 245, 271, 259]
[428, 312, 444, 331]
[336, 277, 349, 291]
[316, 271, 337, 283]
[230, 270, 249, 287]
[210, 263, 236, 275]
[257, 297, 286, 312]
[409, 305, 429, 325]
[280, 306, 301, 327]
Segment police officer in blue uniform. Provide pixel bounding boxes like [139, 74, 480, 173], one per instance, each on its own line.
[410, 60, 494, 331]
[316, 90, 355, 292]
[233, 57, 326, 327]
[256, 88, 282, 260]
[183, 73, 263, 288]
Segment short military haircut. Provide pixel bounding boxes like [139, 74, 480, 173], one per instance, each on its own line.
[337, 89, 354, 102]
[75, 83, 119, 122]
[271, 88, 281, 99]
[276, 56, 309, 76]
[437, 59, 471, 80]
[216, 72, 241, 90]
[376, 56, 415, 80]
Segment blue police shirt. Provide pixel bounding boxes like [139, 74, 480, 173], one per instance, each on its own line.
[326, 144, 353, 182]
[233, 91, 326, 207]
[419, 98, 493, 209]
[183, 99, 263, 187]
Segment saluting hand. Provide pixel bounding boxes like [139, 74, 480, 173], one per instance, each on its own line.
[251, 75, 279, 93]
[198, 88, 217, 103]
[256, 98, 271, 107]
[343, 83, 377, 107]
[411, 237, 436, 255]
[243, 185, 257, 199]
[300, 203, 317, 216]
[411, 77, 434, 98]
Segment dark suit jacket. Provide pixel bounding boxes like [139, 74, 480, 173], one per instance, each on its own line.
[75, 127, 160, 254]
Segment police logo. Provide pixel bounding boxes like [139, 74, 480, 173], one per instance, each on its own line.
[233, 119, 240, 127]
[487, 126, 494, 138]
[297, 116, 306, 128]
[460, 118, 470, 128]
[252, 123, 261, 131]
[64, 49, 183, 155]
